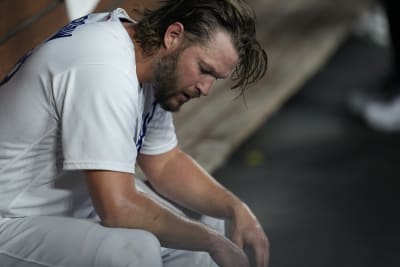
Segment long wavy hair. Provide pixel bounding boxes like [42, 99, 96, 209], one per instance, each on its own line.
[133, 0, 268, 93]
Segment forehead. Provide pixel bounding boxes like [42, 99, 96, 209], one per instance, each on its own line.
[188, 31, 239, 77]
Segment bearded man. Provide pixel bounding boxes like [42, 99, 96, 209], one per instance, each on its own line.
[0, 1, 269, 266]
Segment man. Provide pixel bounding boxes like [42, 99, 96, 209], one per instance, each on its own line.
[0, 0, 269, 266]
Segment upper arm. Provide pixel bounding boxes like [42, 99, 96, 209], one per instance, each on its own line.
[137, 146, 181, 182]
[59, 65, 139, 174]
[85, 170, 137, 225]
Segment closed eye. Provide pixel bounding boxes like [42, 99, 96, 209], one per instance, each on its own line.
[199, 65, 218, 80]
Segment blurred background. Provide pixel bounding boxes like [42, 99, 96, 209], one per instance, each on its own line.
[214, 1, 400, 266]
[1, 0, 399, 266]
[217, 20, 400, 267]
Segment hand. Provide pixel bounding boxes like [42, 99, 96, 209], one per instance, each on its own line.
[209, 234, 250, 267]
[229, 202, 270, 267]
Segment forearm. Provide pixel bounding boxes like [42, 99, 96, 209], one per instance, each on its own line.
[85, 170, 226, 252]
[148, 156, 270, 267]
[136, 149, 268, 266]
[103, 189, 223, 250]
[141, 149, 244, 220]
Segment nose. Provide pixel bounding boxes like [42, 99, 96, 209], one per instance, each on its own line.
[197, 77, 215, 96]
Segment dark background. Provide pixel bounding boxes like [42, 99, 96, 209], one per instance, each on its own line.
[215, 33, 400, 267]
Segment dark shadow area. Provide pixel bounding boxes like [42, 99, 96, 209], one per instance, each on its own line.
[214, 34, 400, 267]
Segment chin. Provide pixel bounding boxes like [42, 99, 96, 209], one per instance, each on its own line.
[160, 100, 182, 112]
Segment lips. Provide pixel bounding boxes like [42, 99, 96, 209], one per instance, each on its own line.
[177, 89, 201, 104]
[176, 93, 190, 103]
[184, 89, 201, 99]
[183, 92, 191, 100]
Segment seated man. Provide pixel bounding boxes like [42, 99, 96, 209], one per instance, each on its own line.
[0, 0, 269, 266]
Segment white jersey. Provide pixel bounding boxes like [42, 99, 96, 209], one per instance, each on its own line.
[0, 9, 177, 219]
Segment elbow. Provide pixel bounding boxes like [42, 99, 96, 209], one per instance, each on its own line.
[99, 208, 125, 228]
[98, 194, 145, 229]
[97, 198, 134, 228]
[101, 213, 123, 228]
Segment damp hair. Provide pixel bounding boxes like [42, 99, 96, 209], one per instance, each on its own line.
[133, 0, 268, 93]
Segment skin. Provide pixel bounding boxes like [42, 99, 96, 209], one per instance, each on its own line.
[85, 22, 270, 267]
[151, 31, 237, 112]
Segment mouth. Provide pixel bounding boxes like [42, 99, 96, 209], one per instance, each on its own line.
[183, 89, 201, 100]
[172, 90, 201, 105]
[182, 92, 191, 100]
[173, 93, 190, 105]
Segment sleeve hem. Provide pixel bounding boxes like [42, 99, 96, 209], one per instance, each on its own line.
[63, 161, 135, 174]
[139, 140, 178, 155]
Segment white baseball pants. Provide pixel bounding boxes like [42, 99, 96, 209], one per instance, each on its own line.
[0, 179, 223, 267]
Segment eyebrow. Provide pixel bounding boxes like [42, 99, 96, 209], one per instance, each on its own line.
[200, 61, 229, 79]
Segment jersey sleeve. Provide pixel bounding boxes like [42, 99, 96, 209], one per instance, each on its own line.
[139, 104, 178, 155]
[55, 64, 139, 173]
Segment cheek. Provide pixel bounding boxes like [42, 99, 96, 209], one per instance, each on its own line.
[176, 62, 199, 87]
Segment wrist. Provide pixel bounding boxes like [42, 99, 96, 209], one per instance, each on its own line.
[227, 198, 247, 221]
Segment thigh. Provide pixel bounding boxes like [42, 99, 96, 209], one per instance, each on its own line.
[0, 216, 162, 267]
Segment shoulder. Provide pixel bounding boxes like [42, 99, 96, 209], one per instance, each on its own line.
[38, 15, 135, 72]
[60, 63, 140, 101]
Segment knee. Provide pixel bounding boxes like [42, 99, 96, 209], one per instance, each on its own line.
[97, 229, 162, 267]
[130, 230, 162, 266]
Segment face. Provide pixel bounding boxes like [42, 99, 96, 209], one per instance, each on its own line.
[152, 31, 239, 112]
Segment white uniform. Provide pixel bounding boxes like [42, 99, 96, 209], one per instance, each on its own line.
[0, 8, 221, 267]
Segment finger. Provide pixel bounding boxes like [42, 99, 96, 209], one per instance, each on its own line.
[265, 248, 270, 267]
[253, 239, 269, 267]
[254, 244, 264, 267]
[262, 243, 269, 267]
[264, 236, 270, 267]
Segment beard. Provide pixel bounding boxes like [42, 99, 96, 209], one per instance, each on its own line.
[152, 49, 183, 112]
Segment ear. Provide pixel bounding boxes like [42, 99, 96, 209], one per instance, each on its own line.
[163, 22, 184, 50]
